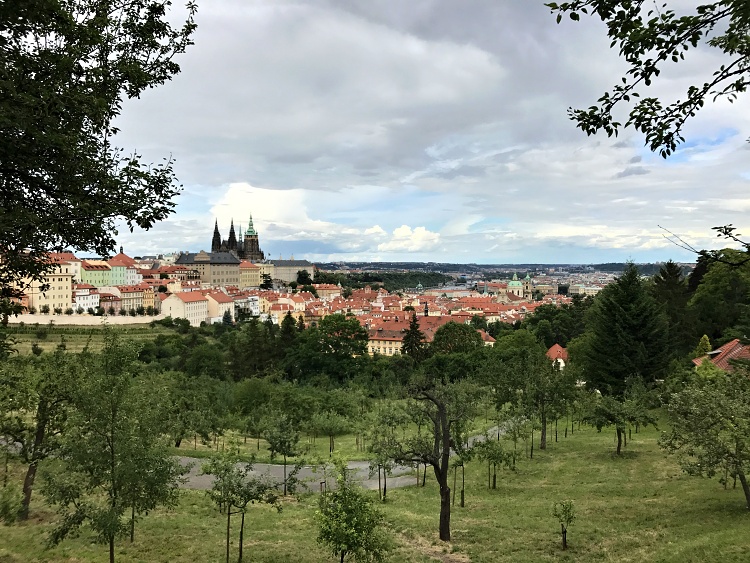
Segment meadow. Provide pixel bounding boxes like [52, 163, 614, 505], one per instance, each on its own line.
[1, 416, 748, 562]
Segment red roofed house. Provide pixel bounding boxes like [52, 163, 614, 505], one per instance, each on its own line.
[161, 292, 209, 327]
[546, 344, 569, 369]
[692, 338, 750, 372]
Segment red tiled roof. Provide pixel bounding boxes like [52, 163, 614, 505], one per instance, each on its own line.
[174, 292, 208, 304]
[546, 344, 569, 362]
[692, 338, 750, 371]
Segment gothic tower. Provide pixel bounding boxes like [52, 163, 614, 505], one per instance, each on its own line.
[228, 219, 238, 251]
[211, 220, 222, 252]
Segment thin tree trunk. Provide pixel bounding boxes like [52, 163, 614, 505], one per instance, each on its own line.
[383, 470, 387, 501]
[616, 427, 623, 455]
[340, 551, 345, 563]
[439, 483, 451, 541]
[283, 456, 287, 496]
[530, 428, 534, 459]
[460, 465, 465, 508]
[20, 462, 38, 520]
[378, 465, 382, 500]
[226, 510, 231, 563]
[540, 410, 547, 450]
[20, 402, 50, 520]
[561, 524, 567, 550]
[130, 505, 135, 542]
[422, 464, 426, 487]
[737, 471, 750, 509]
[555, 418, 558, 443]
[110, 536, 115, 563]
[452, 466, 457, 505]
[239, 511, 245, 563]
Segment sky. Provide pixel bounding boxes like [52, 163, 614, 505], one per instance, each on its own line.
[113, 0, 750, 264]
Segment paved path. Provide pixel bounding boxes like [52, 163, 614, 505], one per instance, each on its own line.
[179, 426, 500, 493]
[179, 457, 418, 492]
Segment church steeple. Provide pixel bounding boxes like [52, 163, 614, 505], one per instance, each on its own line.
[228, 219, 237, 250]
[246, 214, 256, 236]
[211, 219, 221, 252]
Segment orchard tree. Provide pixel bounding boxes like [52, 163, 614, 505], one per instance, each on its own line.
[660, 369, 750, 509]
[547, 0, 750, 157]
[393, 355, 482, 542]
[0, 0, 197, 298]
[263, 413, 300, 496]
[0, 351, 80, 519]
[42, 330, 184, 563]
[316, 463, 391, 563]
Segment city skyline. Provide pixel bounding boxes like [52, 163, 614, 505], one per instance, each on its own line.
[111, 1, 749, 264]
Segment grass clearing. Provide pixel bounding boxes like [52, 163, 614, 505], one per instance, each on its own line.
[2, 418, 749, 561]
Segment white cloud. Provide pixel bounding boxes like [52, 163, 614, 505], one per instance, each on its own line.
[377, 225, 441, 252]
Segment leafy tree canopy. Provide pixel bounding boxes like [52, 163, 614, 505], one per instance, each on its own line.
[0, 0, 197, 297]
[547, 1, 750, 157]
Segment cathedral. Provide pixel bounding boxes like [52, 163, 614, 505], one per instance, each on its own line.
[211, 214, 265, 262]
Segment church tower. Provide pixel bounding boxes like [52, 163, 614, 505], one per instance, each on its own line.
[242, 213, 265, 262]
[211, 220, 222, 252]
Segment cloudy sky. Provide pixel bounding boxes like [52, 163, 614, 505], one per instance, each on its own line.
[113, 0, 750, 264]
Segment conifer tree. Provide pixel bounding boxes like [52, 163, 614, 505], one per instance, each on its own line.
[401, 313, 427, 362]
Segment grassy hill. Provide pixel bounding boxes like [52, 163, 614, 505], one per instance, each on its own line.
[1, 417, 748, 562]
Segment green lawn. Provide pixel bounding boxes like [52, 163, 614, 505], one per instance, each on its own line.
[1, 420, 748, 562]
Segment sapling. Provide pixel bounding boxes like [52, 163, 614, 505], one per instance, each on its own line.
[552, 499, 576, 550]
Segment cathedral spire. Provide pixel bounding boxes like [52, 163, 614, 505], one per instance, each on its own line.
[246, 213, 256, 236]
[211, 219, 221, 252]
[228, 219, 237, 250]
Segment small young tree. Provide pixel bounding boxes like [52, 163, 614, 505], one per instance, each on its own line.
[202, 450, 281, 563]
[552, 500, 576, 550]
[263, 413, 300, 496]
[316, 463, 391, 563]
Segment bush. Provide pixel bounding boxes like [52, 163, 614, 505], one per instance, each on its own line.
[28, 306, 37, 314]
[64, 308, 74, 315]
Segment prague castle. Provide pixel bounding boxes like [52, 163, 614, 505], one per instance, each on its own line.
[211, 214, 265, 262]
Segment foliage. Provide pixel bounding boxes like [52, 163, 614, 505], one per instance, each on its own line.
[316, 463, 391, 563]
[401, 312, 428, 362]
[552, 499, 576, 550]
[547, 0, 750, 157]
[0, 0, 197, 297]
[660, 369, 750, 508]
[578, 264, 669, 396]
[692, 335, 712, 359]
[430, 321, 483, 355]
[41, 330, 184, 562]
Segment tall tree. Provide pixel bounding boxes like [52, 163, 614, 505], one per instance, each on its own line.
[430, 321, 483, 355]
[42, 331, 184, 563]
[650, 260, 692, 356]
[401, 312, 428, 362]
[0, 0, 197, 297]
[580, 264, 669, 396]
[547, 0, 750, 157]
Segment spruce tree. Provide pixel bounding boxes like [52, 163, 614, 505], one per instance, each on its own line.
[581, 264, 669, 397]
[401, 313, 427, 362]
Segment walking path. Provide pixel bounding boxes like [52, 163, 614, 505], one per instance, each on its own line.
[179, 426, 500, 493]
[178, 457, 417, 492]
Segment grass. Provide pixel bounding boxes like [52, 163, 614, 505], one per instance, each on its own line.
[2, 421, 749, 562]
[5, 324, 171, 354]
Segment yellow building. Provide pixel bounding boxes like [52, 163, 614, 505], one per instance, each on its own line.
[22, 260, 74, 313]
[239, 261, 261, 288]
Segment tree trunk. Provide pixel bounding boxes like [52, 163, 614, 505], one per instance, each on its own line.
[130, 505, 135, 542]
[422, 464, 426, 486]
[452, 467, 457, 505]
[20, 401, 50, 520]
[492, 463, 497, 490]
[616, 427, 623, 455]
[20, 462, 38, 520]
[340, 551, 346, 563]
[283, 455, 287, 496]
[110, 536, 115, 563]
[439, 483, 451, 541]
[561, 524, 567, 550]
[238, 511, 245, 563]
[540, 409, 547, 450]
[530, 428, 534, 459]
[738, 471, 750, 509]
[378, 465, 382, 500]
[383, 470, 387, 502]
[175, 438, 182, 448]
[460, 465, 465, 508]
[226, 510, 231, 563]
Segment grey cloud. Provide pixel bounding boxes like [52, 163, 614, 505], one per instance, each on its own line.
[629, 155, 642, 164]
[615, 166, 650, 179]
